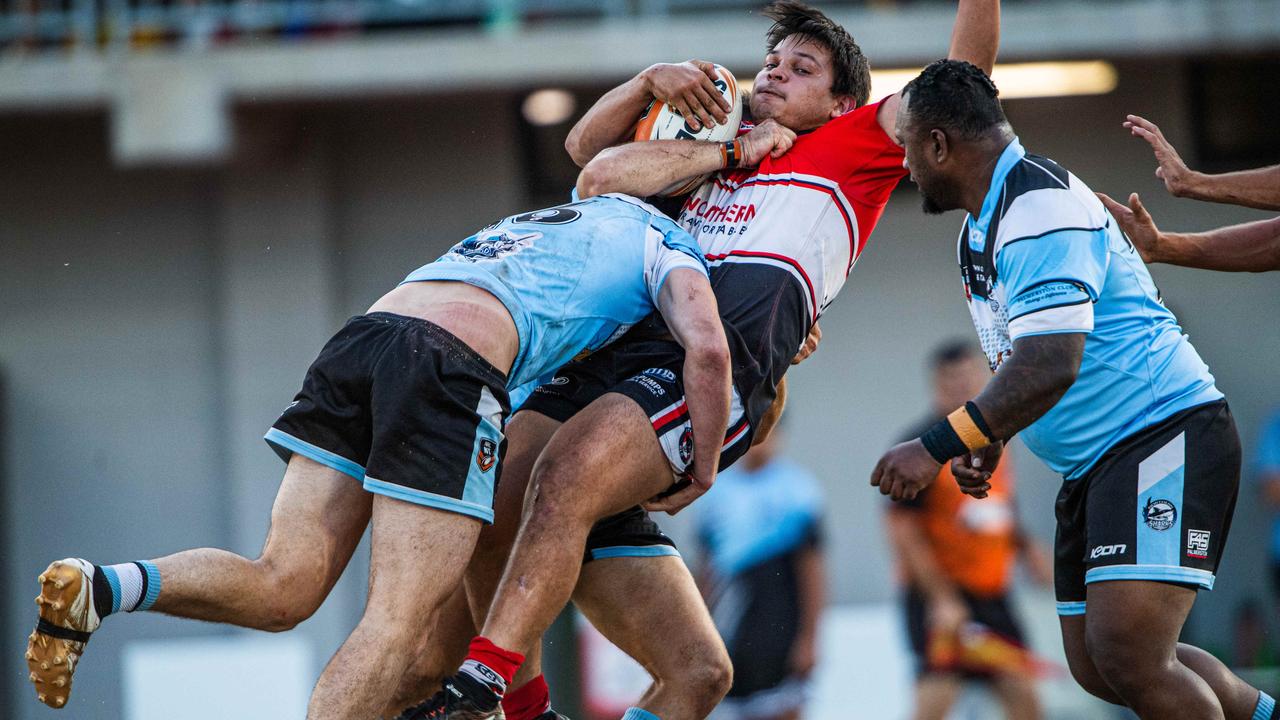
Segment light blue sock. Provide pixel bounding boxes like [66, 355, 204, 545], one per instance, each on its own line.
[621, 709, 660, 720]
[1254, 691, 1275, 720]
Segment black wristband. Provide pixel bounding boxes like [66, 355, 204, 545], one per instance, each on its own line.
[965, 401, 996, 442]
[919, 418, 968, 464]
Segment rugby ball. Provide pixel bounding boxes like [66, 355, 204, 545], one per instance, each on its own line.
[633, 63, 743, 196]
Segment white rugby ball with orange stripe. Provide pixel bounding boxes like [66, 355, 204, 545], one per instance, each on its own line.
[633, 63, 743, 196]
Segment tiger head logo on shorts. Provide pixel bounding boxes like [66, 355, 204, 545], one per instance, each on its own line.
[476, 438, 498, 472]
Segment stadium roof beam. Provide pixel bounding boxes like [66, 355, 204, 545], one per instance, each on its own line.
[0, 0, 1275, 165]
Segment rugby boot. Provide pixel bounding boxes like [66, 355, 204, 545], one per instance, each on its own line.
[25, 558, 102, 709]
[394, 671, 505, 720]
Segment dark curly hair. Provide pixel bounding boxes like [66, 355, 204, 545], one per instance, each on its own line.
[902, 59, 1008, 138]
[764, 1, 871, 107]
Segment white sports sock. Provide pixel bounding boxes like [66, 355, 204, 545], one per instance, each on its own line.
[100, 562, 144, 613]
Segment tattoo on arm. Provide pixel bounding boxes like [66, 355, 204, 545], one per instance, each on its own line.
[973, 333, 1085, 440]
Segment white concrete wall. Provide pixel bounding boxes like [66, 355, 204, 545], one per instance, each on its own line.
[2, 59, 1278, 719]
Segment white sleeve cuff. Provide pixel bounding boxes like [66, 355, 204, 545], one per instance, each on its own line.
[1008, 301, 1094, 340]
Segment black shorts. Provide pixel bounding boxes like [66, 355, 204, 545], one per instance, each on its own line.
[1054, 400, 1240, 615]
[582, 506, 679, 563]
[265, 312, 510, 523]
[522, 337, 752, 479]
[904, 588, 1026, 678]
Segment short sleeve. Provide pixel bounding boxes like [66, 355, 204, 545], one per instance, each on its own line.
[996, 227, 1108, 340]
[645, 224, 708, 304]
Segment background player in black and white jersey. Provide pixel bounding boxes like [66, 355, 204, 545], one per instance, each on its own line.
[878, 59, 1273, 720]
[1096, 114, 1280, 273]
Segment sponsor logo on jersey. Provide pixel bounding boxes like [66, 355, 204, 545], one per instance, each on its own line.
[549, 376, 570, 386]
[643, 367, 677, 383]
[476, 438, 498, 472]
[1143, 497, 1177, 531]
[451, 230, 540, 261]
[678, 426, 694, 464]
[1186, 529, 1211, 559]
[1090, 543, 1127, 559]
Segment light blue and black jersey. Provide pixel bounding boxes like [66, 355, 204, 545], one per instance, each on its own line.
[695, 458, 824, 696]
[403, 193, 708, 390]
[960, 138, 1222, 480]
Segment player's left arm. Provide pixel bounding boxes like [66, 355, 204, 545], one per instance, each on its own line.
[876, 222, 1101, 502]
[878, 0, 1000, 135]
[790, 540, 826, 677]
[646, 267, 733, 514]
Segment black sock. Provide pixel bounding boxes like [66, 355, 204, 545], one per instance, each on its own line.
[91, 565, 115, 619]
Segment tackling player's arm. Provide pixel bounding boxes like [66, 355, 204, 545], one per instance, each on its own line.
[565, 61, 733, 167]
[873, 333, 1084, 501]
[1098, 192, 1280, 272]
[645, 267, 733, 514]
[576, 120, 795, 199]
[879, 0, 1000, 135]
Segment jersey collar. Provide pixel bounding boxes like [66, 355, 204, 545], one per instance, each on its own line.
[965, 136, 1024, 252]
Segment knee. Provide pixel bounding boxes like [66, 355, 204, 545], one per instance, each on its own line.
[1063, 653, 1117, 703]
[1085, 624, 1169, 700]
[668, 643, 733, 712]
[527, 456, 588, 523]
[250, 556, 329, 632]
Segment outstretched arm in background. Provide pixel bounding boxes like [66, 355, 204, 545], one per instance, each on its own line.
[1122, 114, 1280, 211]
[1098, 191, 1280, 272]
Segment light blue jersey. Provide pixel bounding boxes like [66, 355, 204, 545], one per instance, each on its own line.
[695, 457, 824, 578]
[959, 138, 1222, 480]
[403, 193, 707, 390]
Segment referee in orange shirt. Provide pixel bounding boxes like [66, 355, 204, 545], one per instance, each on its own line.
[885, 341, 1053, 720]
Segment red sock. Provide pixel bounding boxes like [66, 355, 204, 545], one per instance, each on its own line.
[463, 636, 525, 688]
[500, 674, 551, 720]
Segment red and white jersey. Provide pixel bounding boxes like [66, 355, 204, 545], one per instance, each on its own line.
[665, 98, 907, 428]
[678, 98, 905, 322]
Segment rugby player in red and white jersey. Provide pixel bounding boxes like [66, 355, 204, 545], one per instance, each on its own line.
[400, 4, 1001, 720]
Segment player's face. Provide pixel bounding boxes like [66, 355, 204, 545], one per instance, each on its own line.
[933, 355, 989, 411]
[751, 35, 854, 132]
[895, 96, 959, 215]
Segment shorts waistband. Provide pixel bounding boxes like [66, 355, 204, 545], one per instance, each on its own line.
[357, 312, 508, 384]
[1077, 398, 1228, 483]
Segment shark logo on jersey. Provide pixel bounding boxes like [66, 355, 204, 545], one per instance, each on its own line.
[451, 230, 541, 262]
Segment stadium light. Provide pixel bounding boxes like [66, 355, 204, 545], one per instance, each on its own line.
[522, 88, 577, 126]
[870, 61, 1118, 101]
[740, 61, 1118, 102]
